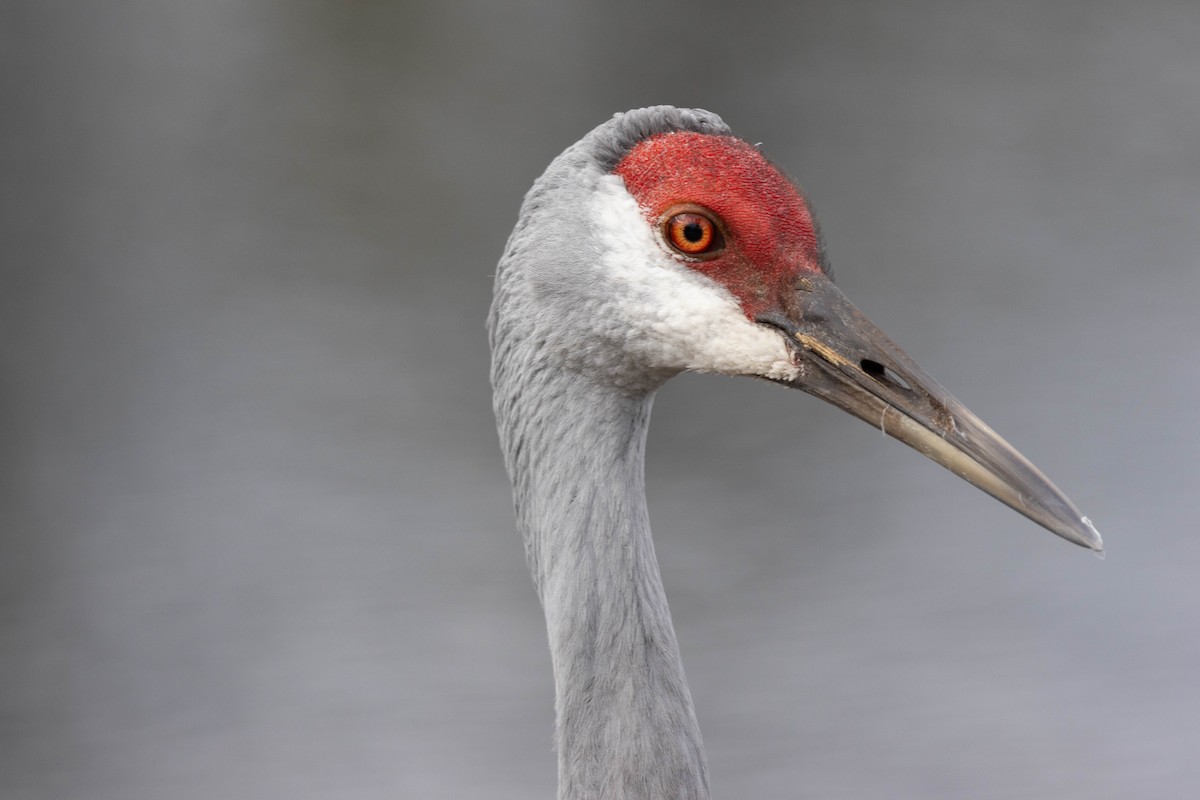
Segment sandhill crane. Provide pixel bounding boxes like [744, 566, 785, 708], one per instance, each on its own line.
[488, 106, 1101, 800]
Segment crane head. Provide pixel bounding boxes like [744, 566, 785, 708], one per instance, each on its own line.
[491, 106, 1101, 552]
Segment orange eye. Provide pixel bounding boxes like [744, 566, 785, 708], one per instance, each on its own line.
[664, 211, 723, 257]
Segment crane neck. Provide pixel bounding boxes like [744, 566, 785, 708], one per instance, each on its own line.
[494, 365, 709, 800]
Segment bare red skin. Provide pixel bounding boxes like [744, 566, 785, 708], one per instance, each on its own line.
[614, 131, 825, 319]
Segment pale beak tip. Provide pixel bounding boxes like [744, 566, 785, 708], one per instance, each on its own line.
[1080, 516, 1105, 557]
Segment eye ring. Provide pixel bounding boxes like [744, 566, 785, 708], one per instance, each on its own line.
[659, 205, 725, 259]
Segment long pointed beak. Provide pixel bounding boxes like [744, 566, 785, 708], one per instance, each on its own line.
[760, 273, 1102, 552]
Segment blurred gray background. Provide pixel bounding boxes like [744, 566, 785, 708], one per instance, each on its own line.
[3, 2, 1198, 798]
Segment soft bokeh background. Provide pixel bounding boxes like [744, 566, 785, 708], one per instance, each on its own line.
[3, 2, 1198, 798]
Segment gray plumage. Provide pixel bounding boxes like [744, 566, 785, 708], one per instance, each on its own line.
[489, 107, 725, 799]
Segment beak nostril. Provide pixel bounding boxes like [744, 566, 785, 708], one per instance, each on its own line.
[861, 359, 886, 380]
[861, 359, 913, 392]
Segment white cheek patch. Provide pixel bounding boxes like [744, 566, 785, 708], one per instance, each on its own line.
[591, 175, 800, 381]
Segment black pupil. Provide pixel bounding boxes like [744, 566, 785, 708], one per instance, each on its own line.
[683, 221, 704, 243]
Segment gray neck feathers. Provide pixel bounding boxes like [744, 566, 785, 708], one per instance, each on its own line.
[493, 364, 709, 800]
